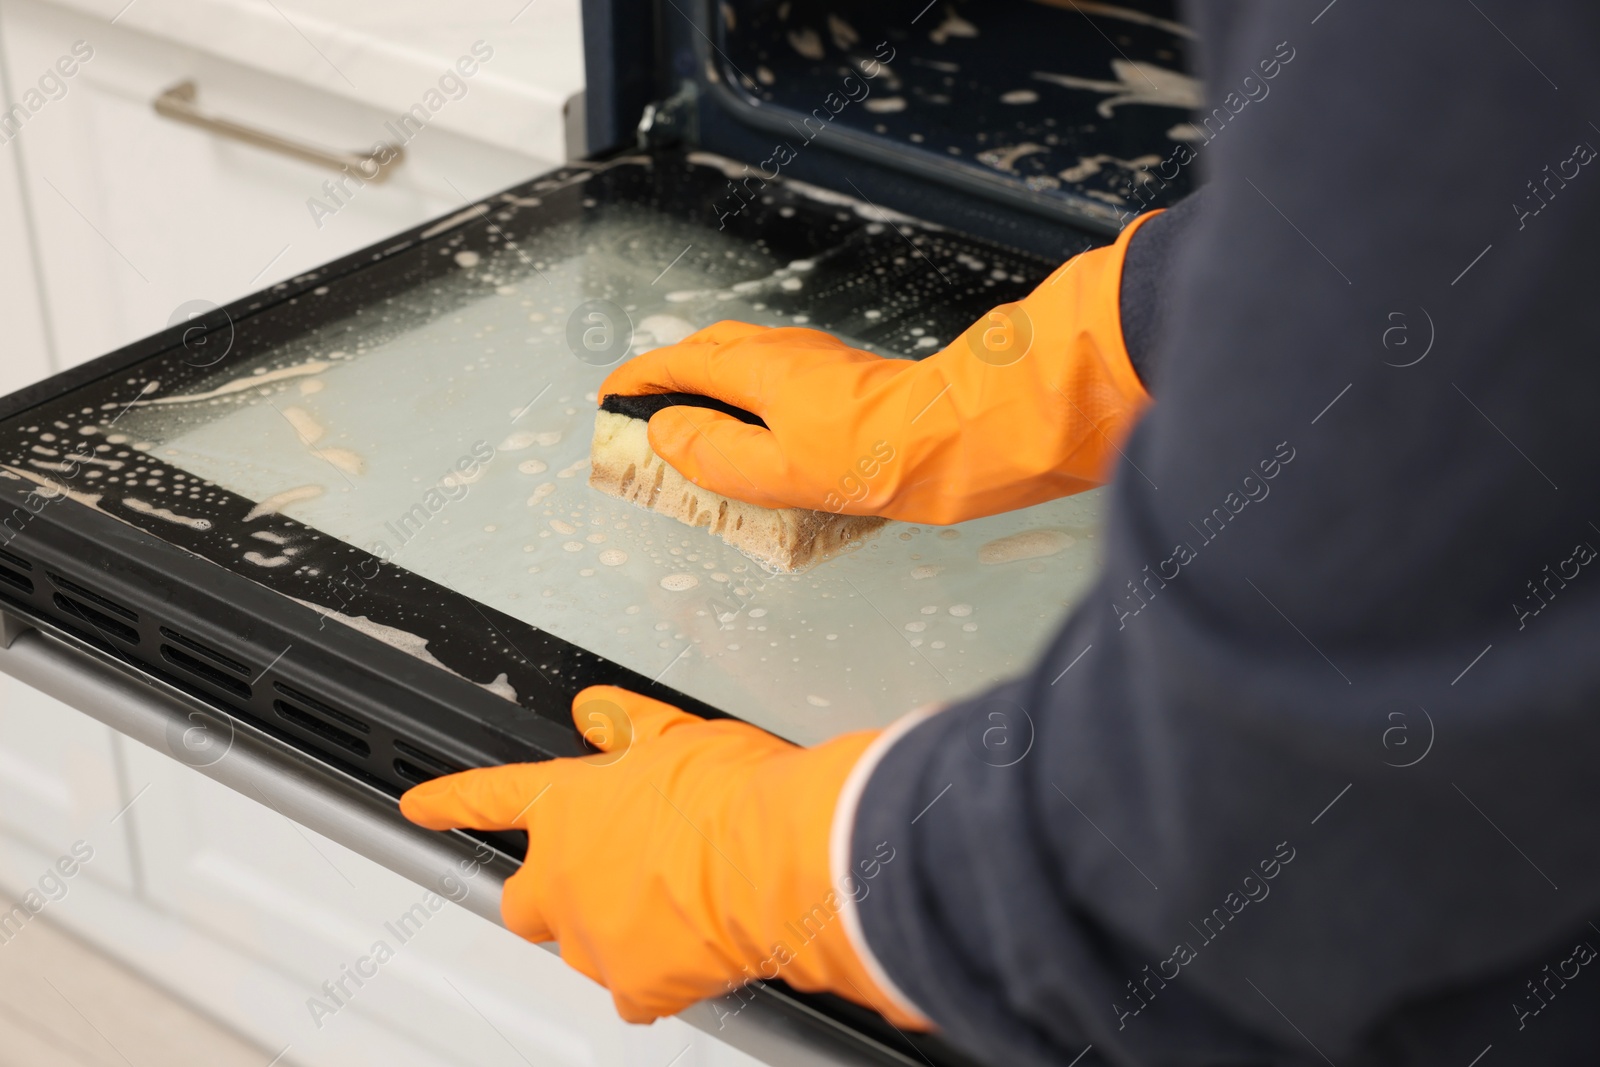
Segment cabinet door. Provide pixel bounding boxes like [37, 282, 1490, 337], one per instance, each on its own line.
[121, 739, 765, 1067]
[0, 676, 139, 895]
[0, 111, 53, 390]
[2, 0, 552, 371]
[1, 0, 140, 927]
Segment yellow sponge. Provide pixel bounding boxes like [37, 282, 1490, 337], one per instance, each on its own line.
[588, 410, 886, 572]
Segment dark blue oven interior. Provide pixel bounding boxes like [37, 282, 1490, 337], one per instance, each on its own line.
[584, 0, 1198, 251]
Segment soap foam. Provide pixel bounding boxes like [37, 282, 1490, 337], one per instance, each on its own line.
[638, 314, 696, 345]
[480, 672, 518, 703]
[316, 447, 366, 475]
[123, 497, 213, 531]
[135, 361, 332, 406]
[978, 529, 1073, 564]
[282, 406, 326, 445]
[245, 484, 325, 521]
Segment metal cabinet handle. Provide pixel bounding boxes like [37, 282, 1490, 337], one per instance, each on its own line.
[153, 80, 403, 182]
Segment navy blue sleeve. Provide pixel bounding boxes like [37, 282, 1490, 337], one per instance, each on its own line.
[1119, 189, 1202, 390]
[852, 3, 1600, 1065]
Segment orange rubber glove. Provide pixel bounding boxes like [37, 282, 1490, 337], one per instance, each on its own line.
[400, 685, 929, 1029]
[600, 211, 1161, 525]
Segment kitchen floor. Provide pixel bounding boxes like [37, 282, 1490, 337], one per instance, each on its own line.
[0, 898, 273, 1067]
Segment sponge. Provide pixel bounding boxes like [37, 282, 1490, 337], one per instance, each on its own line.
[588, 396, 886, 572]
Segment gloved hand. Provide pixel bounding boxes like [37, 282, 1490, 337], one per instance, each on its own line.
[400, 685, 928, 1029]
[599, 211, 1160, 525]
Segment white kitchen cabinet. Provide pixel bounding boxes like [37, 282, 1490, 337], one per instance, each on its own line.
[1, 26, 141, 930]
[0, 97, 53, 388]
[0, 677, 140, 896]
[1, 0, 555, 371]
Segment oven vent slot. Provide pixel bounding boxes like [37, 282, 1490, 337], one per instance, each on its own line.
[0, 564, 32, 594]
[52, 593, 139, 645]
[0, 548, 33, 572]
[45, 573, 138, 621]
[272, 683, 370, 734]
[392, 759, 435, 785]
[160, 644, 252, 700]
[273, 697, 371, 758]
[48, 612, 118, 651]
[392, 739, 463, 786]
[393, 739, 461, 776]
[158, 627, 251, 676]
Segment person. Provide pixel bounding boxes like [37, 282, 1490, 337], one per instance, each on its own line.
[402, 2, 1600, 1062]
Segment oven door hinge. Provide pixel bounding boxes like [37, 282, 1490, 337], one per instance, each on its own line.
[636, 82, 698, 150]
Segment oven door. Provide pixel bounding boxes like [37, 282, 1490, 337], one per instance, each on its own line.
[0, 147, 1107, 1067]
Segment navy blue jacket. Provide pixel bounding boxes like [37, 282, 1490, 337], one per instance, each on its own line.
[851, 2, 1600, 1063]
